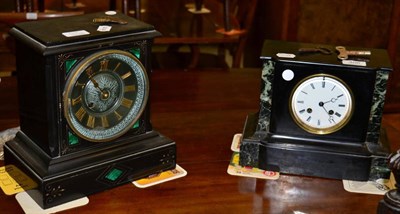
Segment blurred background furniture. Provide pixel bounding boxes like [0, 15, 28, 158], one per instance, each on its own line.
[109, 0, 141, 19]
[0, 0, 399, 113]
[0, 0, 83, 77]
[145, 0, 258, 69]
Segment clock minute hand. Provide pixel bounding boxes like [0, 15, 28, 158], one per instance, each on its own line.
[323, 97, 338, 104]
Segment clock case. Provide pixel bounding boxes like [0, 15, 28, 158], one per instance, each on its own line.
[4, 12, 176, 208]
[239, 40, 392, 181]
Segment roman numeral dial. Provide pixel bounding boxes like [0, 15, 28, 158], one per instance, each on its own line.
[290, 74, 353, 135]
[64, 49, 149, 142]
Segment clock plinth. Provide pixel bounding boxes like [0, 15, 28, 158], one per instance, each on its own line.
[239, 40, 392, 181]
[5, 131, 175, 208]
[4, 12, 176, 209]
[240, 112, 389, 180]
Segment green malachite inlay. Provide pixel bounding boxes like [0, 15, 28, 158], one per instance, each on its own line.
[129, 48, 141, 59]
[133, 120, 140, 129]
[65, 59, 78, 74]
[105, 168, 123, 181]
[68, 132, 79, 146]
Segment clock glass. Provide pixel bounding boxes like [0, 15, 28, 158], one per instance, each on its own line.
[289, 74, 354, 135]
[63, 49, 148, 142]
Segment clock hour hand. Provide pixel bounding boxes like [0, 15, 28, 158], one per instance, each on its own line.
[319, 101, 330, 115]
[319, 101, 336, 120]
[87, 75, 110, 100]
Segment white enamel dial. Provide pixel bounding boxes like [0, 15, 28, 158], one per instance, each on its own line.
[289, 74, 353, 135]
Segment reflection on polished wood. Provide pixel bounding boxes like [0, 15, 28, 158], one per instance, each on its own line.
[1, 68, 400, 213]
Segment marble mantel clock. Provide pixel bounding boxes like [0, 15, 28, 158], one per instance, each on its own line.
[4, 12, 176, 208]
[239, 40, 392, 181]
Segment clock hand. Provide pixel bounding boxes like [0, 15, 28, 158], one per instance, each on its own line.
[319, 102, 331, 116]
[319, 102, 337, 123]
[323, 97, 338, 104]
[319, 101, 338, 123]
[87, 74, 110, 100]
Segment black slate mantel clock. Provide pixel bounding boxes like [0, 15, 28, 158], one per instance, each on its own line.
[4, 12, 176, 208]
[239, 40, 392, 181]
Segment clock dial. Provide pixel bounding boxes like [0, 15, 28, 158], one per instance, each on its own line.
[63, 50, 148, 142]
[289, 74, 353, 135]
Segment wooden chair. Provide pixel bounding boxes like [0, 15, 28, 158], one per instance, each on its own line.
[13, 0, 42, 12]
[109, 0, 142, 19]
[152, 0, 258, 68]
[220, 0, 258, 68]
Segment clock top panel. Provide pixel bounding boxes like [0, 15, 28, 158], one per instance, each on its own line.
[260, 40, 392, 72]
[11, 12, 161, 47]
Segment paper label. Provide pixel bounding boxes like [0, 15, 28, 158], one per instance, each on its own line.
[62, 30, 90, 37]
[26, 12, 38, 20]
[282, 69, 295, 81]
[230, 133, 242, 152]
[0, 165, 37, 195]
[227, 152, 279, 180]
[343, 173, 396, 195]
[276, 53, 296, 58]
[105, 11, 117, 15]
[342, 60, 367, 67]
[97, 25, 112, 32]
[133, 164, 187, 188]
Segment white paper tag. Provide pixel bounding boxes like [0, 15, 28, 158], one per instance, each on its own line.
[343, 175, 396, 195]
[26, 12, 38, 20]
[230, 133, 242, 152]
[97, 25, 112, 32]
[342, 60, 367, 67]
[105, 11, 117, 15]
[276, 53, 296, 58]
[282, 69, 295, 81]
[62, 30, 90, 38]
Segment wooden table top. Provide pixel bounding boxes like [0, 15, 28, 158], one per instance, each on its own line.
[1, 68, 400, 213]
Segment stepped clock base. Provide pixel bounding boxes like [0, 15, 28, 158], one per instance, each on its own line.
[4, 130, 176, 209]
[239, 113, 390, 181]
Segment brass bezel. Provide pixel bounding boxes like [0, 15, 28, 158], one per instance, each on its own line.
[63, 49, 149, 142]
